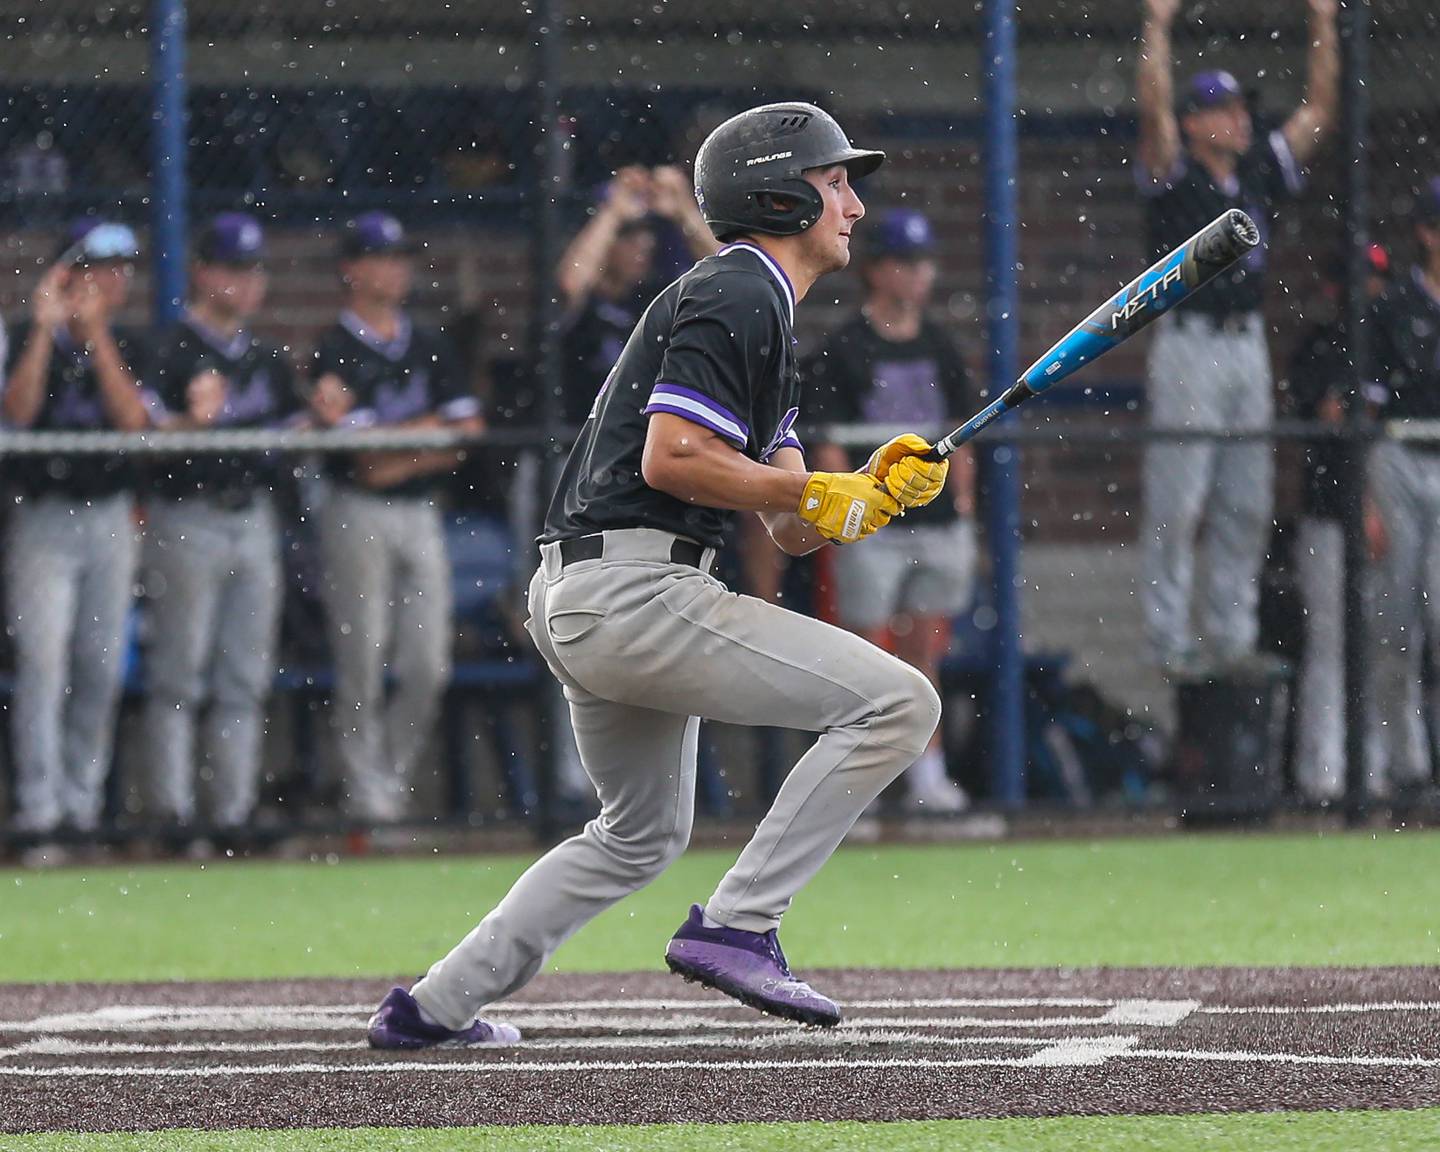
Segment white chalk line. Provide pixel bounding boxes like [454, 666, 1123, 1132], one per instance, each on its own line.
[0, 1011, 1161, 1036]
[5, 1042, 1440, 1078]
[2, 1031, 1059, 1059]
[1196, 1001, 1440, 1016]
[0, 996, 1131, 1033]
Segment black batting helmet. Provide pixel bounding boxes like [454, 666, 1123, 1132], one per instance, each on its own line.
[693, 102, 885, 241]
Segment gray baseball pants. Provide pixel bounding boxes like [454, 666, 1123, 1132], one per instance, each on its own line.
[1369, 442, 1440, 787]
[1293, 516, 1392, 801]
[5, 493, 140, 833]
[412, 527, 940, 1029]
[141, 496, 282, 829]
[319, 486, 453, 822]
[1140, 313, 1274, 664]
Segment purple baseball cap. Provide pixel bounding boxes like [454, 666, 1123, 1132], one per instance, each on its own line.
[1181, 70, 1245, 113]
[869, 208, 936, 260]
[195, 212, 265, 266]
[55, 219, 141, 265]
[339, 211, 418, 259]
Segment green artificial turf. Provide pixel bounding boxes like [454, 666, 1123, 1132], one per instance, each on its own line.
[2, 830, 1437, 984]
[8, 1111, 1440, 1151]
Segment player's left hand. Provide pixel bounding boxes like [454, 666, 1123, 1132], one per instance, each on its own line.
[865, 432, 949, 510]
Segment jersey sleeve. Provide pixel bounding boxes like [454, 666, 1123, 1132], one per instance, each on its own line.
[645, 271, 781, 450]
[1242, 130, 1305, 204]
[310, 326, 376, 428]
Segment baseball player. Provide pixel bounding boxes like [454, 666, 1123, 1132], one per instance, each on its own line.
[141, 214, 302, 851]
[806, 208, 976, 813]
[1283, 244, 1391, 804]
[1369, 180, 1440, 803]
[308, 212, 482, 826]
[368, 102, 947, 1049]
[2, 221, 153, 864]
[1135, 0, 1337, 670]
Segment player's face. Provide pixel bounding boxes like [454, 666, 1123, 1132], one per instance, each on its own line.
[70, 260, 133, 312]
[342, 253, 413, 303]
[868, 256, 937, 307]
[1184, 99, 1252, 156]
[195, 264, 267, 318]
[802, 164, 865, 273]
[608, 229, 656, 288]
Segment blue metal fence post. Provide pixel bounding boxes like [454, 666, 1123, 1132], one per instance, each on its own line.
[150, 0, 188, 324]
[982, 0, 1025, 806]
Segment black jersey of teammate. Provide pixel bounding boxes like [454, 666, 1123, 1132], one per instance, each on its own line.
[311, 311, 478, 497]
[1285, 317, 1352, 520]
[1, 319, 151, 499]
[804, 311, 972, 527]
[558, 278, 668, 428]
[1140, 130, 1303, 320]
[1372, 267, 1440, 431]
[542, 243, 803, 550]
[147, 314, 303, 504]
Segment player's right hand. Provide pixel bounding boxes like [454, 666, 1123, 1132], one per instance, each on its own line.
[797, 471, 901, 545]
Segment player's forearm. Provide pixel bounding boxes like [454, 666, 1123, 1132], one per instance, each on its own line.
[642, 431, 807, 514]
[761, 511, 829, 556]
[0, 326, 54, 427]
[1287, 7, 1339, 161]
[557, 207, 623, 306]
[1136, 18, 1179, 176]
[87, 331, 150, 431]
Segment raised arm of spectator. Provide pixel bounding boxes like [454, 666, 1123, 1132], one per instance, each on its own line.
[1136, 0, 1183, 183]
[555, 166, 652, 310]
[2, 266, 69, 427]
[651, 165, 722, 261]
[1281, 0, 1339, 166]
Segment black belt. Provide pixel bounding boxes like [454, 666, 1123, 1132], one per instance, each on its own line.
[558, 533, 706, 570]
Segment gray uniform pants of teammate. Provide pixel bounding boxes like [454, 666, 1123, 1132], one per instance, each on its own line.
[412, 527, 940, 1029]
[1369, 443, 1440, 788]
[5, 493, 139, 833]
[142, 496, 282, 829]
[319, 486, 453, 822]
[1140, 313, 1274, 664]
[1293, 516, 1392, 801]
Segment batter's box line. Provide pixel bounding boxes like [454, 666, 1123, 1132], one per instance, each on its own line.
[0, 998, 1201, 1035]
[6, 1044, 1440, 1078]
[0, 1031, 1071, 1059]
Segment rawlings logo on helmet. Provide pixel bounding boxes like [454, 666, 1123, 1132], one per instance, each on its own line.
[745, 151, 794, 167]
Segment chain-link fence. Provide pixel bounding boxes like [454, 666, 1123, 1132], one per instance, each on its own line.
[1, 2, 1437, 849]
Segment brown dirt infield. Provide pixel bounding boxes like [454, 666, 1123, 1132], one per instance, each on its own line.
[3, 967, 1440, 1133]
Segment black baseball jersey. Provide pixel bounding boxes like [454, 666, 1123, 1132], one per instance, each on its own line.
[542, 242, 802, 550]
[311, 311, 479, 498]
[147, 314, 304, 504]
[558, 279, 668, 427]
[1372, 267, 1440, 432]
[1140, 130, 1303, 320]
[1, 319, 152, 499]
[1285, 316, 1351, 520]
[804, 311, 972, 527]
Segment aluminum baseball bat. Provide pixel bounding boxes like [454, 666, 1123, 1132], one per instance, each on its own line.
[924, 208, 1261, 460]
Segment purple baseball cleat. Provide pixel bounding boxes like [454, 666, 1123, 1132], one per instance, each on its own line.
[664, 904, 841, 1027]
[366, 987, 521, 1050]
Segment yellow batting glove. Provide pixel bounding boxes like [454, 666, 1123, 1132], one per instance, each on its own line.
[798, 471, 902, 545]
[866, 432, 949, 510]
[865, 432, 933, 478]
